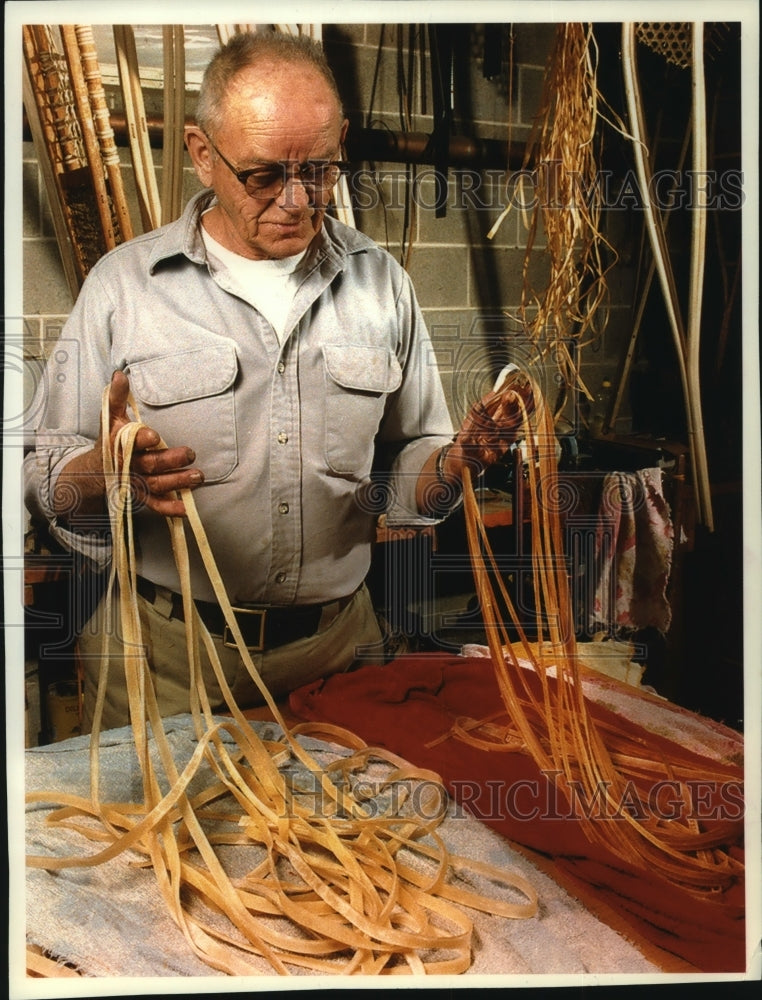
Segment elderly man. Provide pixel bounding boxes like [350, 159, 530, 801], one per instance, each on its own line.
[25, 31, 526, 730]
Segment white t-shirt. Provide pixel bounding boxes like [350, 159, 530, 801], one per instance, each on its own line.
[201, 223, 307, 342]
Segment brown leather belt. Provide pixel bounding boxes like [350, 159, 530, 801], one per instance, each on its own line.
[136, 576, 352, 652]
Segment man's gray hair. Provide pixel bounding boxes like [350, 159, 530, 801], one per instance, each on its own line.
[195, 30, 344, 139]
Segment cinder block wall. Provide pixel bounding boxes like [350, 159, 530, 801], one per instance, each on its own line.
[22, 22, 637, 432]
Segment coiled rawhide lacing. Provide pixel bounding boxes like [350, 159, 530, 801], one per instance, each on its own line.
[25, 386, 538, 976]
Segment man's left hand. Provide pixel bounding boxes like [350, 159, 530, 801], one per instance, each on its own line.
[446, 369, 535, 480]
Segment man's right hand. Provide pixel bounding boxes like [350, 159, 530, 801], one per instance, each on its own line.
[53, 371, 204, 523]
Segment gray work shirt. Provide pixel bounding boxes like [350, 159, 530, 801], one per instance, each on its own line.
[25, 189, 455, 605]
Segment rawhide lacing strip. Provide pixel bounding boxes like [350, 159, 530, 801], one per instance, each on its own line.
[454, 373, 743, 895]
[25, 386, 537, 976]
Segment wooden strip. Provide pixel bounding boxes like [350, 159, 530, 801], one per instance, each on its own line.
[161, 25, 185, 224]
[621, 23, 705, 524]
[113, 25, 161, 230]
[333, 163, 356, 229]
[686, 23, 714, 531]
[26, 946, 81, 978]
[162, 24, 175, 218]
[172, 26, 186, 213]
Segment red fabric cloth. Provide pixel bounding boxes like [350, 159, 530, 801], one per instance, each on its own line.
[290, 654, 746, 972]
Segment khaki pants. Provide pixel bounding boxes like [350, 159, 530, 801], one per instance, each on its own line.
[78, 583, 384, 733]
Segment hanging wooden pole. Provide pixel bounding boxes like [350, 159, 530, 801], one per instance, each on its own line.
[685, 22, 714, 531]
[621, 23, 713, 529]
[113, 25, 162, 231]
[60, 25, 117, 251]
[75, 24, 134, 243]
[161, 25, 186, 224]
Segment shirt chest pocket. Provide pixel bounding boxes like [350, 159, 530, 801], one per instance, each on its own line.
[128, 345, 239, 483]
[323, 344, 403, 477]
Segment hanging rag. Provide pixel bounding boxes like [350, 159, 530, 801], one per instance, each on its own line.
[591, 467, 674, 633]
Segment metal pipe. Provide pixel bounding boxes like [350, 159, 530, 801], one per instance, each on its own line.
[345, 128, 527, 170]
[24, 111, 527, 170]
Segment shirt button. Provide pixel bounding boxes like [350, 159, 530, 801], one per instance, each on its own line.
[277, 431, 288, 444]
[275, 572, 286, 583]
[278, 502, 289, 515]
[277, 361, 286, 374]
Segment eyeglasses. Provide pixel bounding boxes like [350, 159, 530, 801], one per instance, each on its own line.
[208, 138, 349, 200]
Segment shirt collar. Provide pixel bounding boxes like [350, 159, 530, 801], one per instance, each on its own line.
[147, 189, 212, 272]
[146, 188, 375, 274]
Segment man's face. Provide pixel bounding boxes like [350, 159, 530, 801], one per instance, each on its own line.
[193, 60, 347, 260]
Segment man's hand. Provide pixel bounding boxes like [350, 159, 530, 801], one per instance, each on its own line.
[53, 370, 204, 523]
[415, 369, 535, 515]
[446, 368, 535, 480]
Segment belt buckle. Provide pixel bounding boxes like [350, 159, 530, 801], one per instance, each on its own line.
[224, 606, 266, 652]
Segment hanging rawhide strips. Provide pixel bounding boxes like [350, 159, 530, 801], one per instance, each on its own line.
[488, 24, 621, 407]
[455, 372, 743, 895]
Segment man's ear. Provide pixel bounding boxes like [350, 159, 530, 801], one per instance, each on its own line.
[185, 126, 214, 186]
